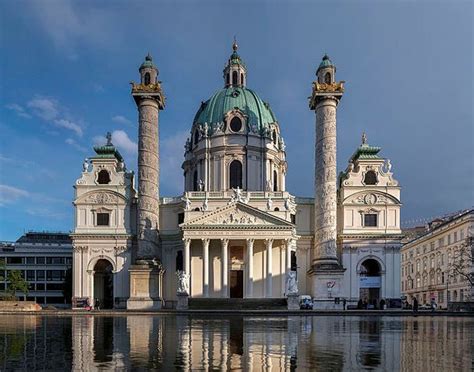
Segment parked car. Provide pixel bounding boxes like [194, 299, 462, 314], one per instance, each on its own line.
[299, 295, 313, 310]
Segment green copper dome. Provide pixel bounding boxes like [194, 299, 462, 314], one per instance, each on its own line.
[193, 86, 277, 130]
[317, 54, 334, 73]
[140, 53, 156, 70]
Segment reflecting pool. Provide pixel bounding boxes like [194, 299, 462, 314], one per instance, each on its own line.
[0, 315, 473, 371]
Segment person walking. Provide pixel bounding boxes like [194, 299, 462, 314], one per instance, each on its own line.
[413, 297, 418, 313]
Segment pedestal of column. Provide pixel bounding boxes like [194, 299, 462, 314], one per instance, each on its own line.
[127, 262, 163, 310]
[287, 293, 300, 310]
[176, 293, 189, 310]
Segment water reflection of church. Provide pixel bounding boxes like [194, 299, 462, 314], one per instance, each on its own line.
[71, 42, 402, 309]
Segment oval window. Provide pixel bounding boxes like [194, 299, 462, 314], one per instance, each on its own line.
[230, 117, 242, 132]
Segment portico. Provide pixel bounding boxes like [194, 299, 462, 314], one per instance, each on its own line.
[180, 202, 297, 299]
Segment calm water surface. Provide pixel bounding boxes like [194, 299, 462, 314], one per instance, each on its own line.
[0, 314, 473, 371]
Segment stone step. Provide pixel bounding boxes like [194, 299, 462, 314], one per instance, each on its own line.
[188, 298, 287, 310]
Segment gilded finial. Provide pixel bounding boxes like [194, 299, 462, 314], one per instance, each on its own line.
[106, 131, 113, 146]
[232, 36, 238, 52]
[361, 132, 367, 145]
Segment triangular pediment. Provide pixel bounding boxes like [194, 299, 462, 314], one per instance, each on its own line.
[181, 202, 294, 229]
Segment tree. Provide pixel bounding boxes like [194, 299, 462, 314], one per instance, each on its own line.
[7, 270, 29, 300]
[450, 236, 473, 300]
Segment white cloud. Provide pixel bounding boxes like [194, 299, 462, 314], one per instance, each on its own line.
[93, 130, 137, 155]
[65, 138, 87, 152]
[55, 119, 83, 137]
[0, 184, 30, 207]
[5, 103, 32, 119]
[112, 115, 132, 126]
[27, 96, 59, 120]
[26, 207, 67, 219]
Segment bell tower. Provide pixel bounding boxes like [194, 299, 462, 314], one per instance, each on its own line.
[128, 54, 165, 310]
[309, 54, 346, 308]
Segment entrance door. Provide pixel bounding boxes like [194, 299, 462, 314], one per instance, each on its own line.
[230, 270, 243, 298]
[93, 259, 114, 309]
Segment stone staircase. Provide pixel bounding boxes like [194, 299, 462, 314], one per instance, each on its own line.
[188, 298, 287, 310]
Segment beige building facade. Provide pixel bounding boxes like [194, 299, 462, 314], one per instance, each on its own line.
[71, 44, 402, 309]
[401, 209, 473, 309]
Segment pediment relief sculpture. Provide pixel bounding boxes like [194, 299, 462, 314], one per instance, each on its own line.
[76, 191, 126, 205]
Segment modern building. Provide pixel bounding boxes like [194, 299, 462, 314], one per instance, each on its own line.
[401, 209, 473, 309]
[71, 43, 402, 309]
[0, 232, 72, 307]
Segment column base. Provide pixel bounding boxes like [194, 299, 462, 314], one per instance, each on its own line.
[176, 293, 189, 310]
[287, 293, 300, 310]
[309, 260, 346, 310]
[127, 263, 163, 311]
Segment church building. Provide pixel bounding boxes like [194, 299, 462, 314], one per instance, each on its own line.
[71, 42, 402, 309]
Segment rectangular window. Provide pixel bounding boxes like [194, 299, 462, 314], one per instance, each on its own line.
[448, 234, 451, 245]
[438, 238, 444, 248]
[36, 283, 45, 290]
[46, 283, 63, 291]
[97, 213, 110, 226]
[26, 257, 35, 265]
[65, 257, 73, 265]
[37, 257, 45, 264]
[291, 214, 296, 224]
[37, 270, 45, 280]
[430, 242, 435, 251]
[177, 213, 184, 224]
[6, 257, 23, 264]
[364, 214, 377, 227]
[26, 270, 35, 281]
[460, 229, 465, 240]
[46, 270, 63, 281]
[46, 257, 64, 265]
[454, 231, 458, 242]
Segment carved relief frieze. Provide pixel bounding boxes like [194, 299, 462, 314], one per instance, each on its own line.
[85, 192, 121, 204]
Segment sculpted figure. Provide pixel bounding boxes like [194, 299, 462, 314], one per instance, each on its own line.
[286, 271, 298, 295]
[176, 271, 189, 295]
[198, 179, 204, 191]
[201, 198, 208, 211]
[82, 158, 89, 172]
[267, 197, 273, 211]
[182, 196, 191, 211]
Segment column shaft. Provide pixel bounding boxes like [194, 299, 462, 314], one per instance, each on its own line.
[184, 239, 191, 275]
[221, 239, 229, 297]
[247, 239, 254, 298]
[137, 98, 160, 259]
[286, 239, 292, 274]
[265, 239, 273, 298]
[314, 99, 338, 263]
[202, 239, 210, 297]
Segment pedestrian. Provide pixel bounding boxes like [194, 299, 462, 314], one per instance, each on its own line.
[380, 298, 386, 310]
[342, 298, 346, 310]
[413, 297, 418, 313]
[430, 298, 436, 312]
[95, 298, 100, 311]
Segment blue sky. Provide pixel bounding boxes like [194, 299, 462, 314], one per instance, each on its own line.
[0, 0, 472, 240]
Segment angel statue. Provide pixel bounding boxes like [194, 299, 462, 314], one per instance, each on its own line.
[82, 158, 89, 172]
[286, 271, 298, 295]
[176, 270, 190, 295]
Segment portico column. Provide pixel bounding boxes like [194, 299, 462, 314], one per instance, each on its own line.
[221, 239, 229, 297]
[265, 239, 273, 298]
[286, 239, 293, 275]
[202, 239, 210, 298]
[184, 238, 191, 275]
[246, 239, 254, 298]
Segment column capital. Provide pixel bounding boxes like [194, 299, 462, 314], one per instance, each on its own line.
[264, 238, 274, 247]
[220, 238, 229, 247]
[246, 238, 255, 247]
[201, 238, 210, 246]
[183, 238, 191, 244]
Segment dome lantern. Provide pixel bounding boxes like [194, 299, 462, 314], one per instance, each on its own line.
[223, 38, 247, 88]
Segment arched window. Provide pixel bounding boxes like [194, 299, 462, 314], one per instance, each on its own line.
[324, 72, 331, 84]
[364, 170, 377, 185]
[273, 170, 278, 191]
[97, 170, 111, 184]
[230, 117, 242, 132]
[229, 160, 242, 189]
[144, 72, 151, 85]
[241, 73, 244, 85]
[227, 73, 230, 85]
[194, 130, 199, 145]
[274, 207, 280, 211]
[291, 251, 297, 271]
[193, 170, 198, 191]
[232, 71, 238, 85]
[272, 130, 277, 145]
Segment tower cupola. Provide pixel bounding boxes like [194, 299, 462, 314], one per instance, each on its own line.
[223, 39, 247, 88]
[317, 54, 336, 84]
[139, 53, 158, 85]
